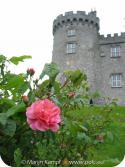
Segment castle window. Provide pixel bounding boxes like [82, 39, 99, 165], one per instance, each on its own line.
[66, 43, 76, 54]
[62, 20, 65, 24]
[67, 19, 71, 23]
[67, 29, 76, 36]
[85, 19, 88, 22]
[79, 18, 83, 22]
[111, 74, 122, 87]
[73, 18, 77, 22]
[90, 21, 94, 24]
[111, 46, 120, 57]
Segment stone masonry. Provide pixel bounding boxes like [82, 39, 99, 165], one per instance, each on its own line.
[52, 11, 125, 105]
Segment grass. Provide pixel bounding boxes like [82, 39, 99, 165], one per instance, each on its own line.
[66, 106, 125, 167]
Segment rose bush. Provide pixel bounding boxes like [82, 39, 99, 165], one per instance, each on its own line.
[0, 55, 118, 167]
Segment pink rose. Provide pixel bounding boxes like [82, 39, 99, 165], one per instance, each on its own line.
[26, 99, 61, 132]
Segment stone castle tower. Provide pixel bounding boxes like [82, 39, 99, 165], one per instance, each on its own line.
[52, 11, 125, 105]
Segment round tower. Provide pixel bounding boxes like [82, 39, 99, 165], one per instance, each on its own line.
[52, 11, 100, 91]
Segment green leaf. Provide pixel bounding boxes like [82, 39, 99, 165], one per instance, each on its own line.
[77, 132, 91, 143]
[40, 63, 59, 83]
[93, 140, 99, 145]
[0, 113, 8, 125]
[78, 124, 88, 132]
[107, 131, 114, 142]
[28, 91, 36, 103]
[5, 73, 24, 90]
[0, 55, 6, 63]
[73, 121, 88, 132]
[36, 142, 47, 158]
[71, 70, 84, 86]
[6, 102, 26, 117]
[77, 132, 86, 140]
[0, 98, 15, 107]
[9, 55, 32, 65]
[53, 81, 60, 94]
[17, 81, 29, 94]
[0, 98, 15, 112]
[2, 119, 16, 137]
[64, 70, 85, 86]
[50, 96, 62, 108]
[14, 148, 22, 167]
[35, 80, 50, 97]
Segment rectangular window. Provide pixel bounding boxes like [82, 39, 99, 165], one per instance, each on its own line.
[111, 46, 120, 57]
[111, 74, 122, 87]
[67, 29, 76, 36]
[66, 43, 76, 54]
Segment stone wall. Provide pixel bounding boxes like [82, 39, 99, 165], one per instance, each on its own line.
[52, 11, 125, 105]
[98, 39, 125, 105]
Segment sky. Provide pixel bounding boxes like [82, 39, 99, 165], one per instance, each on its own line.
[0, 0, 125, 77]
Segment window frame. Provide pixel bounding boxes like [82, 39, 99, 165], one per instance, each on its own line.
[67, 29, 76, 37]
[111, 45, 121, 58]
[66, 43, 76, 54]
[111, 73, 122, 88]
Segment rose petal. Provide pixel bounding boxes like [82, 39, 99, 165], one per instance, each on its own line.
[35, 121, 49, 131]
[49, 124, 59, 132]
[26, 99, 61, 132]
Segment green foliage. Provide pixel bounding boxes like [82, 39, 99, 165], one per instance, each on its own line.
[0, 55, 6, 63]
[0, 113, 8, 125]
[91, 91, 101, 99]
[0, 103, 26, 126]
[9, 55, 32, 65]
[2, 120, 16, 137]
[35, 80, 50, 98]
[0, 55, 124, 167]
[14, 148, 22, 167]
[106, 131, 114, 142]
[64, 69, 87, 86]
[4, 73, 24, 89]
[40, 63, 59, 84]
[6, 102, 26, 117]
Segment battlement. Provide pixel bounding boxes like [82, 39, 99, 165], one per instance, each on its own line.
[99, 32, 125, 44]
[53, 11, 99, 34]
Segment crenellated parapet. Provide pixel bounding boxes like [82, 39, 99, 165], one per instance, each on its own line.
[99, 32, 125, 45]
[53, 11, 99, 34]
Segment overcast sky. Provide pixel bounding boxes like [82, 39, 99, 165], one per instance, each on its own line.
[0, 0, 125, 77]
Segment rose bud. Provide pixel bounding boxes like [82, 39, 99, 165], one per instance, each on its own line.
[22, 95, 29, 103]
[27, 68, 35, 76]
[96, 135, 104, 142]
[67, 92, 75, 98]
[60, 144, 66, 149]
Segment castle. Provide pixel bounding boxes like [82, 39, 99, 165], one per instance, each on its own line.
[52, 11, 125, 105]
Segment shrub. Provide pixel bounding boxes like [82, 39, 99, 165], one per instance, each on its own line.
[0, 55, 116, 167]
